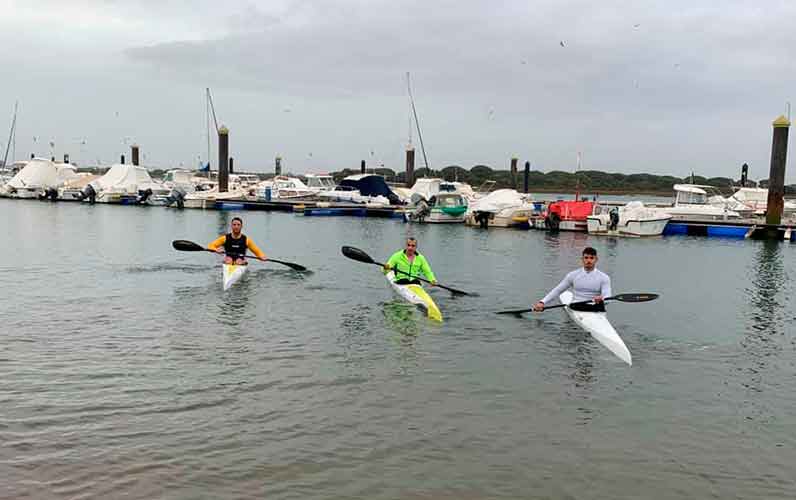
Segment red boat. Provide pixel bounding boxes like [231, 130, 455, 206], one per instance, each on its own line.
[539, 194, 596, 232]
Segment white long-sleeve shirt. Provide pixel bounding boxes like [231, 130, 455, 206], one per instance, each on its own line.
[541, 268, 612, 305]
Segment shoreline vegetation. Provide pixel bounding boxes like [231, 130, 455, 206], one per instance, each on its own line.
[65, 164, 795, 196]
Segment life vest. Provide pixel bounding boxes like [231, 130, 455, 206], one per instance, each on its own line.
[224, 233, 247, 257]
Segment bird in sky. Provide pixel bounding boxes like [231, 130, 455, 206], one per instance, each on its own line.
[559, 41, 565, 47]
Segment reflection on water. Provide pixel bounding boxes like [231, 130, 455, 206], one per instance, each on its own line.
[737, 240, 791, 401]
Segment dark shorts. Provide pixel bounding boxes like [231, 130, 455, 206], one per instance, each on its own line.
[569, 301, 606, 312]
[394, 278, 421, 285]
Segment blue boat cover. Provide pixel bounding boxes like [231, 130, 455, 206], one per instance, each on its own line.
[339, 175, 401, 205]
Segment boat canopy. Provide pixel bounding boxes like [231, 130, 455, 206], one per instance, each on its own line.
[339, 174, 400, 204]
[92, 164, 162, 192]
[5, 158, 77, 189]
[469, 189, 527, 213]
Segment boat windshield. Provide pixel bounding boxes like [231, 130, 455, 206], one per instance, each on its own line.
[437, 194, 465, 207]
[676, 191, 708, 205]
[307, 176, 334, 188]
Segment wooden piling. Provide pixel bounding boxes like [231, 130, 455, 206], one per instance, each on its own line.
[523, 161, 530, 194]
[405, 146, 415, 186]
[766, 115, 789, 225]
[120, 154, 125, 164]
[510, 157, 518, 187]
[275, 156, 282, 176]
[218, 126, 229, 192]
[361, 160, 366, 174]
[131, 144, 140, 166]
[229, 157, 234, 174]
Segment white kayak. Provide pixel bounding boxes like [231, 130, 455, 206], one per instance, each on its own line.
[385, 271, 442, 321]
[222, 263, 248, 290]
[560, 291, 632, 365]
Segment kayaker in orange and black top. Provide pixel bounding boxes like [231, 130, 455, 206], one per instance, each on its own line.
[207, 217, 266, 265]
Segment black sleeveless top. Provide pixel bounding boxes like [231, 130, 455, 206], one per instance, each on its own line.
[224, 233, 247, 257]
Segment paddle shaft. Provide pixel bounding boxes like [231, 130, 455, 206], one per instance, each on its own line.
[172, 240, 306, 271]
[340, 245, 474, 296]
[365, 261, 471, 296]
[496, 293, 658, 315]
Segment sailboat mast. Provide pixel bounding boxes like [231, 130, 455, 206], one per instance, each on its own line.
[206, 89, 211, 170]
[406, 72, 430, 171]
[2, 101, 18, 168]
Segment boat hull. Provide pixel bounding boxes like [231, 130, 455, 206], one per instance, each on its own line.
[386, 272, 442, 321]
[223, 263, 248, 290]
[586, 215, 671, 237]
[560, 291, 631, 365]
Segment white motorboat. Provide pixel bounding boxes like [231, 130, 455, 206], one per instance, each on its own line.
[0, 158, 79, 199]
[405, 192, 468, 223]
[560, 291, 632, 365]
[252, 175, 315, 200]
[84, 164, 170, 204]
[304, 174, 336, 194]
[652, 184, 741, 220]
[181, 186, 247, 209]
[464, 189, 535, 228]
[720, 186, 796, 216]
[316, 174, 400, 205]
[587, 201, 672, 237]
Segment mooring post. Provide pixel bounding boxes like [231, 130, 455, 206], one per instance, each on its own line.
[275, 156, 282, 176]
[523, 161, 530, 194]
[361, 160, 366, 174]
[131, 144, 140, 166]
[229, 157, 234, 174]
[510, 157, 518, 188]
[766, 115, 789, 226]
[218, 126, 229, 192]
[120, 154, 125, 164]
[405, 146, 415, 187]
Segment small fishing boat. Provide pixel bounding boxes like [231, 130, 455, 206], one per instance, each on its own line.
[385, 271, 442, 321]
[222, 263, 248, 290]
[587, 201, 672, 237]
[560, 291, 632, 365]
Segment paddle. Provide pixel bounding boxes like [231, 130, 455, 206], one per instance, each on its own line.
[341, 245, 476, 296]
[172, 240, 307, 272]
[495, 293, 659, 315]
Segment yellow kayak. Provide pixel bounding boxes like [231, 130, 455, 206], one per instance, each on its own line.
[385, 271, 442, 321]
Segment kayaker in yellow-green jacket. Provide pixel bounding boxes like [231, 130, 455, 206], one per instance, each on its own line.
[383, 237, 437, 285]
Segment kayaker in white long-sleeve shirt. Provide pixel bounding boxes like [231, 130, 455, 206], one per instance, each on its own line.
[533, 247, 611, 312]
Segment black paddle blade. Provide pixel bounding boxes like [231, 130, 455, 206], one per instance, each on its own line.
[341, 246, 377, 265]
[268, 259, 307, 272]
[611, 293, 659, 303]
[172, 240, 206, 252]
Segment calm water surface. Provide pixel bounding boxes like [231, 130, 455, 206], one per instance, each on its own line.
[1, 198, 794, 499]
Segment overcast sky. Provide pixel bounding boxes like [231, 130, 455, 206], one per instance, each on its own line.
[1, 0, 794, 182]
